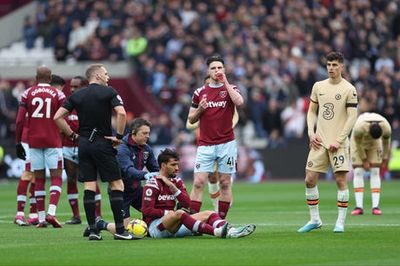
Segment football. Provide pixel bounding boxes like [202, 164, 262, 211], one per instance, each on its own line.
[126, 219, 148, 239]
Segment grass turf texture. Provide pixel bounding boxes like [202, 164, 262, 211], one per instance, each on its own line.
[0, 180, 399, 265]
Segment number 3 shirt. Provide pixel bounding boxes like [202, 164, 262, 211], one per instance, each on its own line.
[16, 83, 65, 148]
[310, 78, 358, 149]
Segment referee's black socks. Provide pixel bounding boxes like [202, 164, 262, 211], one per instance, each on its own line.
[109, 190, 124, 234]
[83, 190, 96, 232]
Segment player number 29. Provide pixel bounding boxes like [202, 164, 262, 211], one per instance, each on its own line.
[333, 155, 344, 166]
[32, 97, 52, 118]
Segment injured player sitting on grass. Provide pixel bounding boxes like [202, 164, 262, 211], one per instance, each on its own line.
[141, 148, 255, 239]
[90, 148, 256, 239]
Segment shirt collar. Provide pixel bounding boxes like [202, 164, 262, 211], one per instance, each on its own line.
[208, 82, 224, 88]
[128, 136, 143, 149]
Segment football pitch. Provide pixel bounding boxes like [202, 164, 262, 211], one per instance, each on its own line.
[0, 179, 399, 266]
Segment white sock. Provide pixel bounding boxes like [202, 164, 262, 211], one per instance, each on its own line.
[370, 167, 381, 208]
[336, 189, 349, 228]
[353, 168, 365, 209]
[306, 186, 321, 223]
[47, 204, 57, 216]
[29, 213, 38, 219]
[208, 182, 220, 212]
[38, 211, 46, 223]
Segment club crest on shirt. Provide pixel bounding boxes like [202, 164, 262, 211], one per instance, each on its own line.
[307, 161, 313, 167]
[335, 94, 341, 100]
[219, 91, 227, 98]
[144, 151, 149, 160]
[145, 188, 152, 197]
[196, 163, 200, 169]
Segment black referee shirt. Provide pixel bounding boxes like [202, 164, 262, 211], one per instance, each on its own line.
[63, 83, 124, 136]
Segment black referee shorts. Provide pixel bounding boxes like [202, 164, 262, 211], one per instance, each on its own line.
[78, 137, 121, 183]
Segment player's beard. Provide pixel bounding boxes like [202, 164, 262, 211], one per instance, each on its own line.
[168, 173, 176, 179]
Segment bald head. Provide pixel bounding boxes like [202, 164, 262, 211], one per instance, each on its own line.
[36, 66, 52, 83]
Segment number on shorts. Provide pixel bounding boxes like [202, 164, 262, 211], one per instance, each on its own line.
[32, 97, 52, 118]
[226, 156, 234, 166]
[333, 155, 344, 167]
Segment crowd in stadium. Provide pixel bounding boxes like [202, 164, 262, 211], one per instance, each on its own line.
[1, 0, 400, 148]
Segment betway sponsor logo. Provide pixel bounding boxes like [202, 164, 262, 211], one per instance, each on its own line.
[208, 101, 227, 108]
[158, 195, 176, 201]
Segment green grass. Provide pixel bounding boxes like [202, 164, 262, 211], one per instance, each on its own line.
[0, 180, 399, 265]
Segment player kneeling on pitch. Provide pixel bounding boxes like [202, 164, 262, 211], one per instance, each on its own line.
[141, 148, 255, 239]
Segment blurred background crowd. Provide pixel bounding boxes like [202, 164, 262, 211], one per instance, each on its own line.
[1, 0, 400, 179]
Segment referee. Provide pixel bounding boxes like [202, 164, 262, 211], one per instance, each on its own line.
[54, 64, 134, 240]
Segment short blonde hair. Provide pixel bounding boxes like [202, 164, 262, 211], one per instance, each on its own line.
[85, 64, 104, 80]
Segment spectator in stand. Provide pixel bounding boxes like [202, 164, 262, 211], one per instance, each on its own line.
[281, 98, 306, 139]
[0, 80, 18, 139]
[23, 15, 37, 49]
[19, 0, 399, 143]
[126, 27, 148, 67]
[108, 35, 124, 62]
[263, 99, 284, 148]
[68, 19, 87, 53]
[149, 114, 173, 146]
[248, 88, 267, 138]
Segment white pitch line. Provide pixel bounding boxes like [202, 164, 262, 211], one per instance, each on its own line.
[253, 223, 400, 227]
[0, 219, 398, 227]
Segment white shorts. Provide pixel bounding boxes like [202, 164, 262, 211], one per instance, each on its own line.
[30, 148, 63, 171]
[63, 146, 79, 164]
[21, 142, 31, 172]
[194, 140, 237, 174]
[148, 218, 192, 238]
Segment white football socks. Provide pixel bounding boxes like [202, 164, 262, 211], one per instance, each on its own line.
[353, 168, 365, 209]
[208, 182, 220, 212]
[336, 189, 349, 228]
[370, 167, 381, 208]
[306, 186, 321, 223]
